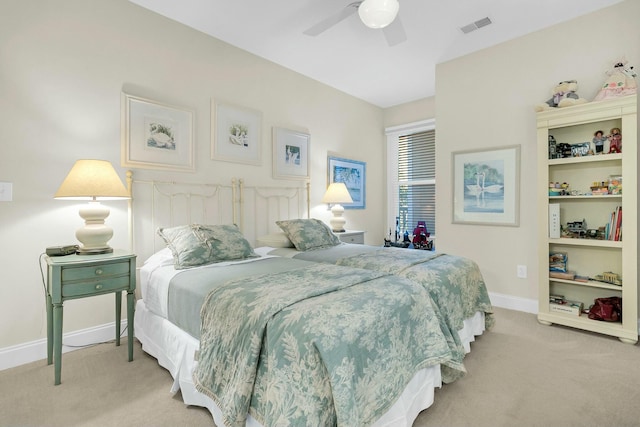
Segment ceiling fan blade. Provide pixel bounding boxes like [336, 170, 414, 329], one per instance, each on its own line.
[303, 3, 360, 36]
[382, 16, 407, 46]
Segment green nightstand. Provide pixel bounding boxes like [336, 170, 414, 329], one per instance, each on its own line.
[45, 250, 136, 385]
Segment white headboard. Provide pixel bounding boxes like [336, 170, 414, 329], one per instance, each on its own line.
[126, 172, 310, 261]
[126, 171, 238, 263]
[239, 180, 310, 244]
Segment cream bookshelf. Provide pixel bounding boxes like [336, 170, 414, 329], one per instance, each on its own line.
[536, 95, 638, 344]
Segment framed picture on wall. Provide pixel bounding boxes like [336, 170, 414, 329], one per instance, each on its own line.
[211, 100, 262, 165]
[121, 92, 195, 172]
[328, 156, 366, 209]
[272, 127, 310, 180]
[452, 145, 520, 226]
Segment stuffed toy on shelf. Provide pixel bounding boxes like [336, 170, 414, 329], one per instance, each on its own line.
[535, 80, 587, 112]
[593, 58, 637, 101]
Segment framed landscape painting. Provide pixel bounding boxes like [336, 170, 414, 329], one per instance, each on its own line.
[328, 156, 365, 209]
[452, 145, 520, 226]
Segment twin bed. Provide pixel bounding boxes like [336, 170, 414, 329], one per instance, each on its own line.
[129, 175, 493, 427]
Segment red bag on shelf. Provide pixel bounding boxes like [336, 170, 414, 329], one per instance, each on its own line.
[588, 297, 622, 322]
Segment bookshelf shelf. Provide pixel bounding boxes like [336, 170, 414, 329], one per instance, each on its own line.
[537, 96, 637, 344]
[547, 238, 622, 248]
[549, 277, 622, 291]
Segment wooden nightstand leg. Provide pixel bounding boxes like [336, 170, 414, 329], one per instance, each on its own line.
[46, 294, 53, 365]
[53, 303, 63, 385]
[115, 291, 122, 347]
[127, 290, 135, 362]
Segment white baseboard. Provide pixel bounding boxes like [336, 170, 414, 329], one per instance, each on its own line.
[489, 291, 538, 314]
[0, 320, 128, 371]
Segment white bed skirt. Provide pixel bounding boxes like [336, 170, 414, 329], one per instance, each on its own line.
[134, 300, 485, 427]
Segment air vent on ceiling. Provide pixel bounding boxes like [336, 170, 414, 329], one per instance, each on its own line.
[460, 17, 492, 34]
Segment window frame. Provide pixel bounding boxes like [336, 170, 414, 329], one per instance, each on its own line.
[385, 119, 436, 240]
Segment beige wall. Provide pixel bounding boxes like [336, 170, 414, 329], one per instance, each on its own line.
[383, 97, 435, 128]
[435, 0, 639, 303]
[0, 0, 386, 351]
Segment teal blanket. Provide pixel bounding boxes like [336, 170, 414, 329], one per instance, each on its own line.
[335, 248, 494, 382]
[193, 262, 452, 427]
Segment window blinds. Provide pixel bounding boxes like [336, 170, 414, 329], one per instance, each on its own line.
[397, 129, 436, 236]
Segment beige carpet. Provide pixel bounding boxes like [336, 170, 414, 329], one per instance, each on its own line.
[1, 307, 638, 427]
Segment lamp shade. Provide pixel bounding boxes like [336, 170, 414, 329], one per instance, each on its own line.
[54, 159, 129, 200]
[358, 0, 400, 29]
[322, 182, 353, 204]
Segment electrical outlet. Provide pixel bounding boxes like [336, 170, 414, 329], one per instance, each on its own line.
[517, 265, 527, 279]
[0, 182, 12, 202]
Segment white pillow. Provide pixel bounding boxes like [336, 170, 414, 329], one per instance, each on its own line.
[144, 247, 174, 268]
[256, 232, 295, 248]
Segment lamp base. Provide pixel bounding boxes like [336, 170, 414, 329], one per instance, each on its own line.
[77, 247, 113, 255]
[329, 204, 347, 232]
[75, 201, 114, 255]
[329, 221, 346, 233]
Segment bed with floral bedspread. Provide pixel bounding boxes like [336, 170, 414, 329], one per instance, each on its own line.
[187, 262, 453, 427]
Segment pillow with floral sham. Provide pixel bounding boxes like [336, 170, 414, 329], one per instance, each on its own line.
[192, 224, 257, 262]
[276, 218, 341, 251]
[157, 225, 210, 269]
[157, 224, 257, 269]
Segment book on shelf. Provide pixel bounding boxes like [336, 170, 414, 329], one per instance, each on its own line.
[549, 252, 568, 272]
[549, 270, 576, 280]
[549, 204, 560, 238]
[549, 300, 583, 316]
[606, 206, 622, 241]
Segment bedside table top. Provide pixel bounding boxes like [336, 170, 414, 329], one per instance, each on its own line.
[45, 249, 136, 266]
[335, 230, 365, 236]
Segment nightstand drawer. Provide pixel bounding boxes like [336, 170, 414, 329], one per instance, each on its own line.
[340, 234, 364, 244]
[62, 275, 130, 298]
[61, 261, 130, 282]
[337, 230, 365, 244]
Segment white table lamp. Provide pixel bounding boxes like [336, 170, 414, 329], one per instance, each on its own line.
[322, 182, 353, 232]
[54, 159, 130, 254]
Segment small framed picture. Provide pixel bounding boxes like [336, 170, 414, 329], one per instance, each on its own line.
[211, 100, 262, 165]
[328, 156, 366, 209]
[272, 127, 310, 180]
[121, 92, 195, 172]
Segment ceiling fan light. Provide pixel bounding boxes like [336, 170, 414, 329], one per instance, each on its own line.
[358, 0, 400, 29]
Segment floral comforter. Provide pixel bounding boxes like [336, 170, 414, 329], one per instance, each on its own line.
[192, 262, 452, 427]
[335, 248, 494, 382]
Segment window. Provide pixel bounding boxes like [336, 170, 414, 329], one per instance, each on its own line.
[386, 120, 436, 240]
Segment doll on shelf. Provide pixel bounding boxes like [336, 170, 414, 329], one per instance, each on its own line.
[608, 127, 622, 153]
[592, 130, 608, 154]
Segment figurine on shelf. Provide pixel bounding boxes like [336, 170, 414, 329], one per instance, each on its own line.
[608, 127, 622, 153]
[592, 130, 607, 154]
[548, 135, 557, 159]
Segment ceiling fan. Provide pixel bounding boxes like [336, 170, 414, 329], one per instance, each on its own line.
[303, 0, 407, 46]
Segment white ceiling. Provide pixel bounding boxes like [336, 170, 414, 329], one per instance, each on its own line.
[128, 0, 623, 108]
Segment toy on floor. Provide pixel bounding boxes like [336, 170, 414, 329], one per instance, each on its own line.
[593, 58, 637, 101]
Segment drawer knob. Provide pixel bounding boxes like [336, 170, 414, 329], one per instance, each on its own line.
[95, 284, 103, 290]
[95, 269, 103, 275]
